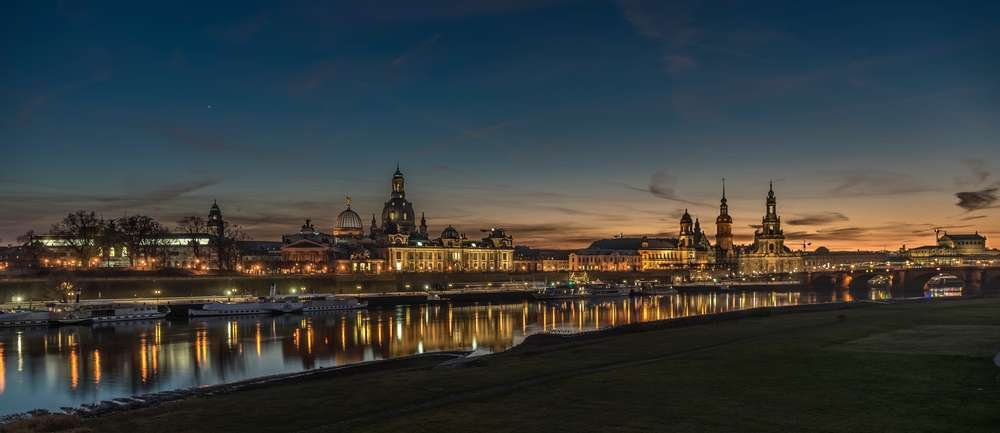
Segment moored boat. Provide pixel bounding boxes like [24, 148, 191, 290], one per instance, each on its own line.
[533, 285, 581, 300]
[53, 304, 170, 325]
[580, 282, 631, 298]
[302, 295, 367, 312]
[0, 310, 51, 327]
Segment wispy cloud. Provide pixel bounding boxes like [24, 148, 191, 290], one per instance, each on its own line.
[393, 33, 442, 66]
[786, 212, 849, 226]
[288, 60, 337, 95]
[955, 188, 998, 212]
[826, 170, 934, 196]
[623, 170, 708, 206]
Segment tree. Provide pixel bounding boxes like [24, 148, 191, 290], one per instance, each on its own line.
[216, 223, 250, 271]
[176, 216, 208, 263]
[15, 230, 46, 270]
[51, 210, 104, 266]
[115, 215, 165, 268]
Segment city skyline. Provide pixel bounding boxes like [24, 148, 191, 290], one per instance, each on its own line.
[3, 1, 999, 249]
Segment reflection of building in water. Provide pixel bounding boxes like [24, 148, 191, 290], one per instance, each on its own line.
[2, 292, 838, 414]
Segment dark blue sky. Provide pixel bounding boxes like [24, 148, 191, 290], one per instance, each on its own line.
[3, 0, 998, 248]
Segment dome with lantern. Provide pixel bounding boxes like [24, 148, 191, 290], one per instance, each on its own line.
[333, 196, 364, 238]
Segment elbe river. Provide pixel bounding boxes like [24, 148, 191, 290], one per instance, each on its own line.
[0, 289, 872, 415]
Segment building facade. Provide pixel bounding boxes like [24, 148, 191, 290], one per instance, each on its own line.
[736, 183, 803, 274]
[905, 232, 999, 265]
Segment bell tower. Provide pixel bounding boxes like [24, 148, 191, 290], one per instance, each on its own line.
[678, 209, 694, 248]
[715, 178, 733, 259]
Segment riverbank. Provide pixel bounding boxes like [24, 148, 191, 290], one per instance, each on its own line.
[18, 297, 981, 432]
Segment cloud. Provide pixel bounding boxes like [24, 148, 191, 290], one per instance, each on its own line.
[618, 0, 697, 46]
[623, 170, 707, 206]
[960, 215, 987, 221]
[663, 54, 696, 74]
[786, 212, 849, 226]
[827, 170, 933, 196]
[393, 33, 442, 66]
[954, 159, 991, 187]
[955, 188, 998, 212]
[145, 123, 232, 152]
[216, 11, 270, 44]
[288, 61, 337, 95]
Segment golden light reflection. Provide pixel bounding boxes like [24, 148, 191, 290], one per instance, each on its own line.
[0, 344, 5, 394]
[93, 349, 101, 385]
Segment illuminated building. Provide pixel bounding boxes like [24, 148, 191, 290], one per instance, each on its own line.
[736, 182, 803, 274]
[905, 232, 999, 265]
[715, 179, 735, 266]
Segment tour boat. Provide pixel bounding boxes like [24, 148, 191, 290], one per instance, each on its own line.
[189, 298, 304, 317]
[580, 282, 631, 298]
[53, 304, 170, 325]
[533, 285, 582, 300]
[642, 285, 678, 295]
[924, 275, 963, 297]
[301, 295, 367, 312]
[0, 310, 51, 327]
[188, 301, 275, 317]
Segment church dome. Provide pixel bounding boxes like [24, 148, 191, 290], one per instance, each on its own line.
[680, 209, 692, 224]
[337, 208, 362, 230]
[333, 196, 364, 237]
[441, 225, 460, 239]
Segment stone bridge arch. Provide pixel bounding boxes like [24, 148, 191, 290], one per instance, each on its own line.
[906, 270, 964, 291]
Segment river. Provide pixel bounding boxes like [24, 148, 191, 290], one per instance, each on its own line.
[0, 289, 863, 415]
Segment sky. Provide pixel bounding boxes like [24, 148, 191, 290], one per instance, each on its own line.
[2, 0, 999, 250]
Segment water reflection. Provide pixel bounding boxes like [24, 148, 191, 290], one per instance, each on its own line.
[1, 291, 838, 414]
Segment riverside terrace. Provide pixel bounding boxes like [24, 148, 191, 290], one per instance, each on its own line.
[4, 297, 997, 433]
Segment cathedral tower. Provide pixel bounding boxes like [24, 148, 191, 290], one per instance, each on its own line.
[753, 181, 785, 254]
[715, 179, 733, 259]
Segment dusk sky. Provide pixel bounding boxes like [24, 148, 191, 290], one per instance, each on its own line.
[3, 0, 998, 250]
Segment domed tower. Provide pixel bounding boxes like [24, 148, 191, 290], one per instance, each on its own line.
[381, 165, 416, 234]
[440, 225, 461, 247]
[715, 179, 734, 259]
[208, 200, 224, 239]
[678, 209, 694, 248]
[333, 196, 364, 238]
[419, 212, 428, 235]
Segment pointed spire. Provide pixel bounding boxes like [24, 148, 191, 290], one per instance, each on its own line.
[722, 178, 727, 199]
[394, 163, 402, 176]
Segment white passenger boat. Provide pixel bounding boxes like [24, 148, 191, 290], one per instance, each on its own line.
[188, 298, 304, 317]
[0, 310, 51, 327]
[533, 285, 581, 300]
[580, 282, 631, 298]
[188, 301, 274, 317]
[53, 304, 170, 325]
[301, 295, 367, 312]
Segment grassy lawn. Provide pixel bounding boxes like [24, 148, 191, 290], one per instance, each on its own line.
[66, 299, 1000, 433]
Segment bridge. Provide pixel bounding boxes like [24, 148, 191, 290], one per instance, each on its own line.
[800, 265, 1000, 295]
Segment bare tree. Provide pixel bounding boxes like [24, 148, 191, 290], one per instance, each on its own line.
[217, 223, 251, 271]
[116, 215, 165, 268]
[51, 210, 104, 266]
[15, 230, 46, 270]
[176, 216, 208, 263]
